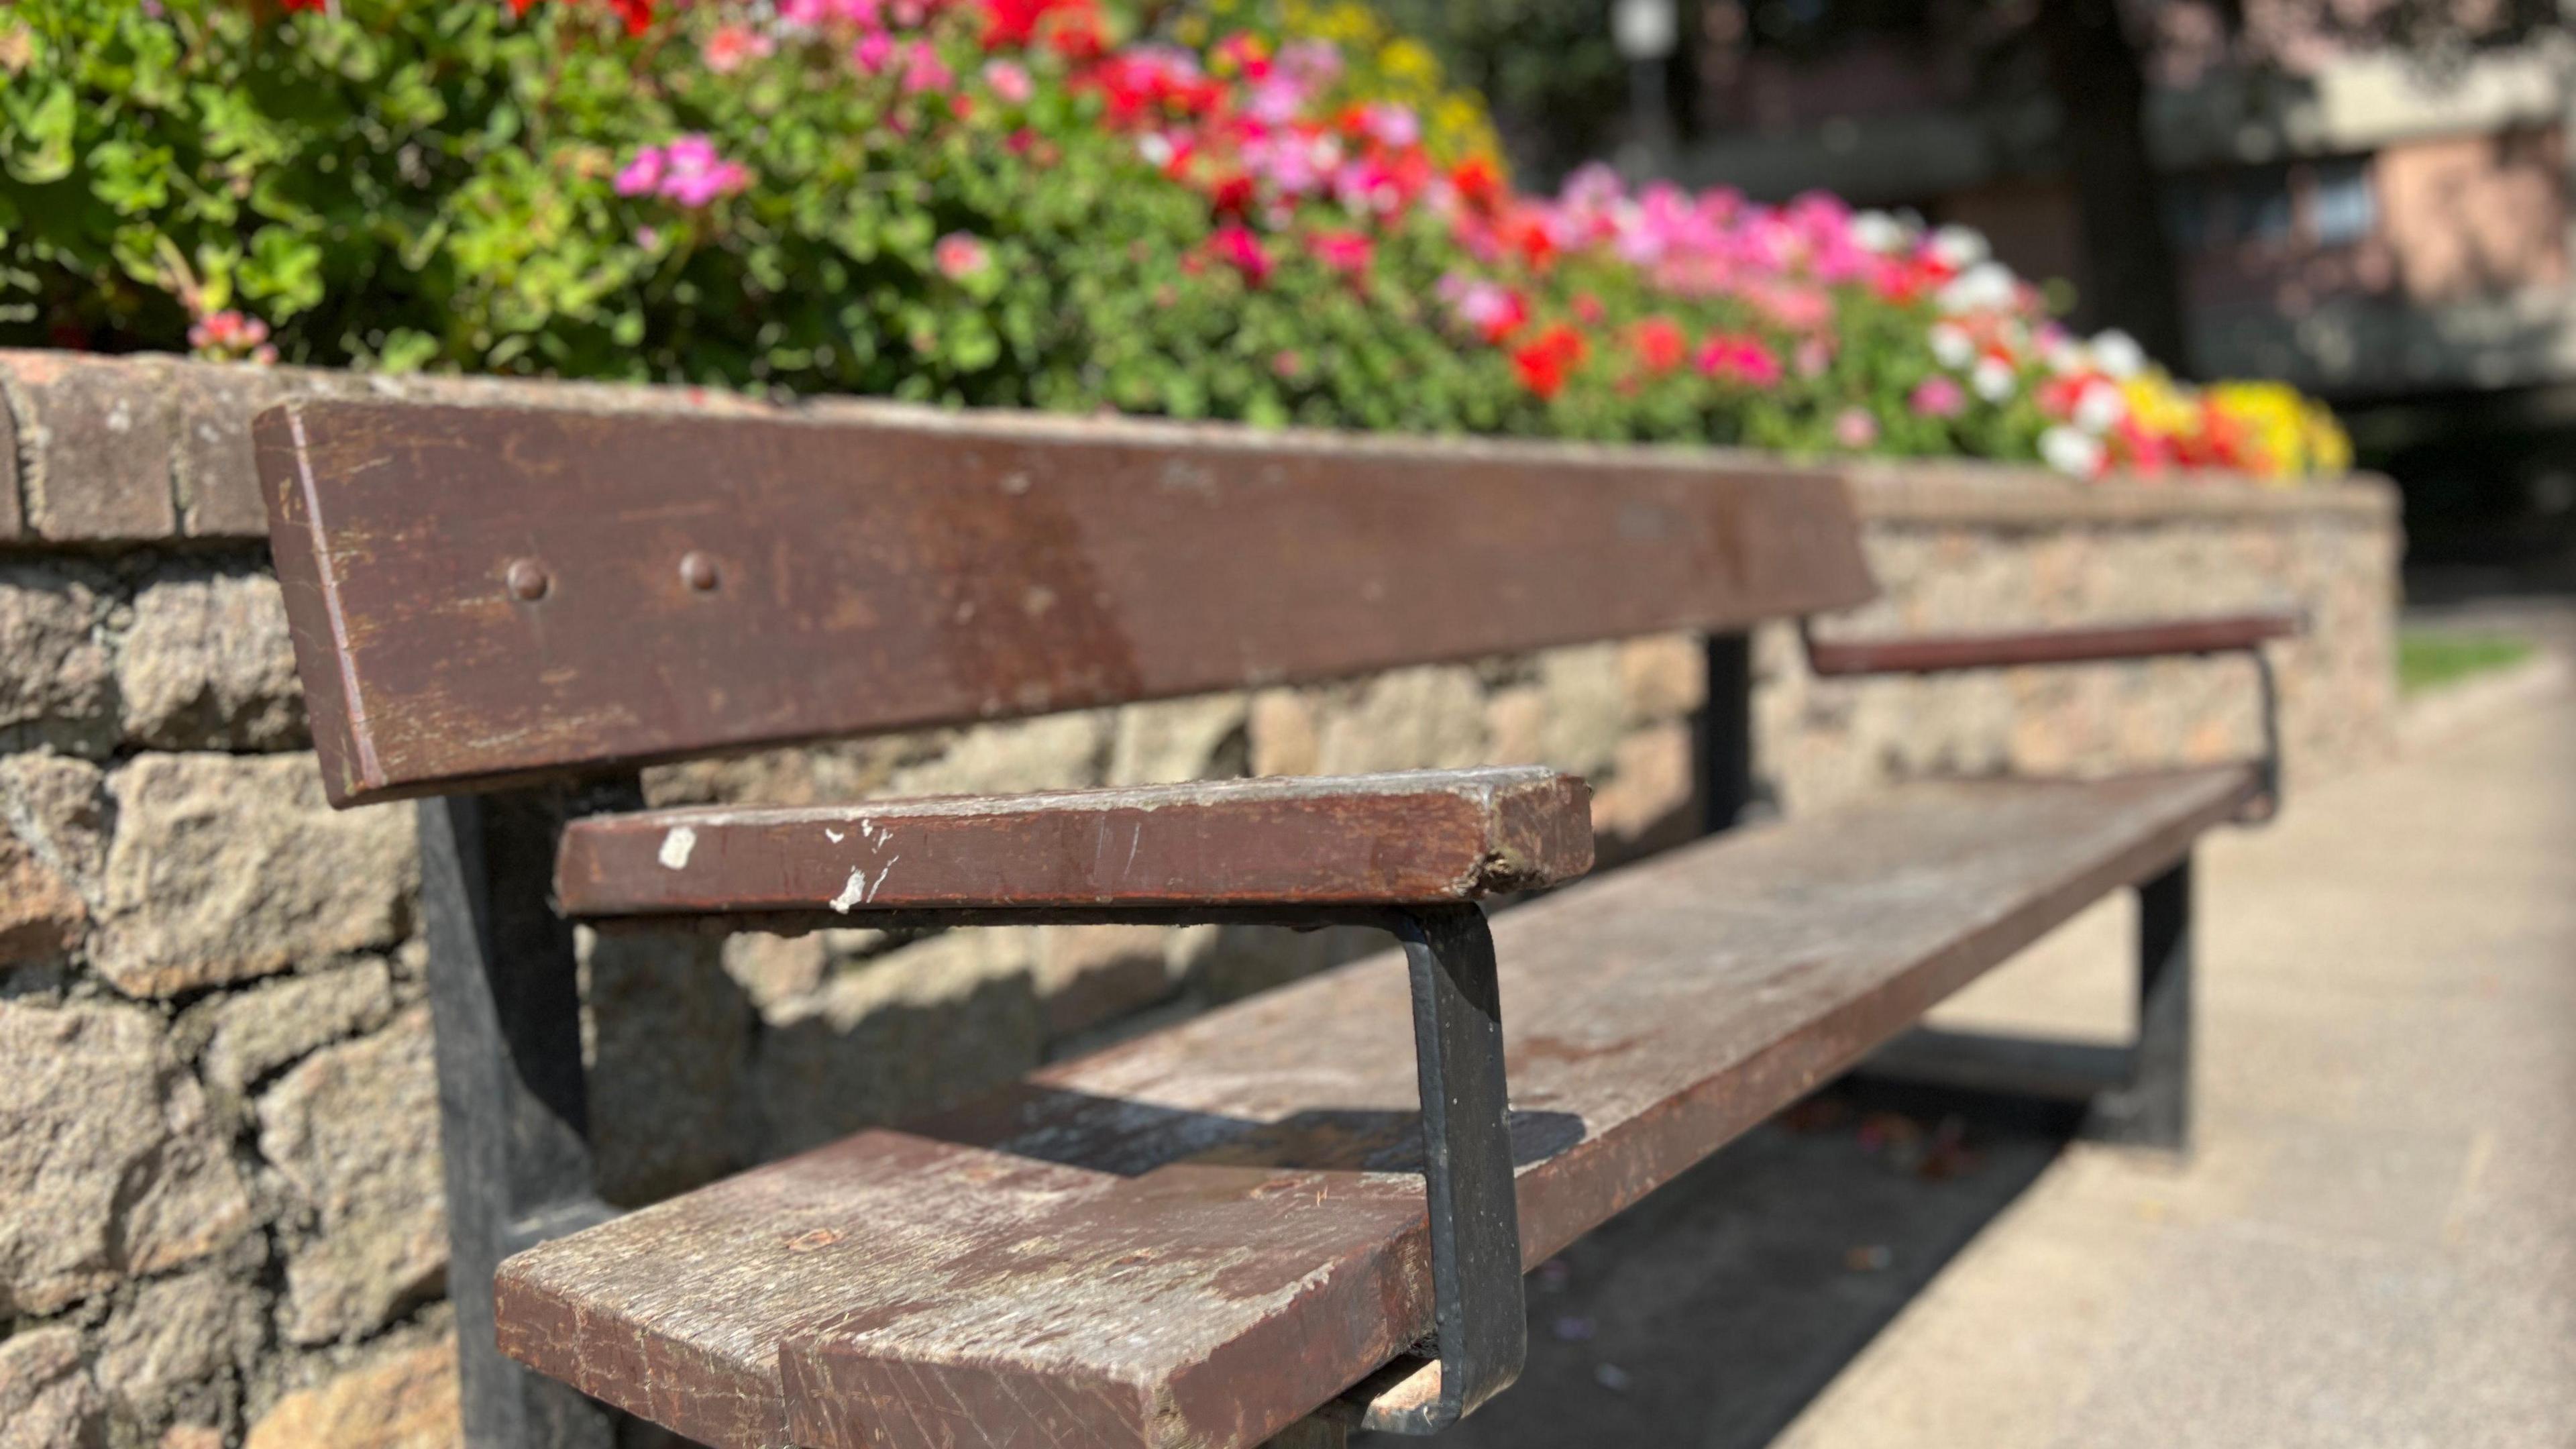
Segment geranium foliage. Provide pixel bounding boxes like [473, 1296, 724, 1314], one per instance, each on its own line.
[0, 0, 2349, 478]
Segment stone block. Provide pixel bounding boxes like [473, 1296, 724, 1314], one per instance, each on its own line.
[93, 753, 415, 998]
[0, 823, 85, 967]
[241, 1338, 458, 1449]
[0, 563, 115, 755]
[198, 959, 396, 1097]
[0, 750, 108, 892]
[0, 1327, 105, 1449]
[1482, 686, 1548, 767]
[1315, 666, 1485, 775]
[3, 350, 180, 540]
[169, 362, 300, 539]
[643, 734, 920, 808]
[1619, 634, 1707, 723]
[95, 1267, 260, 1428]
[0, 1002, 253, 1316]
[117, 566, 306, 749]
[1246, 689, 1320, 777]
[1034, 924, 1177, 1040]
[1590, 722, 1701, 862]
[585, 929, 753, 1205]
[1106, 693, 1249, 786]
[889, 712, 1110, 796]
[254, 1008, 445, 1344]
[1536, 643, 1625, 780]
[752, 930, 1042, 1157]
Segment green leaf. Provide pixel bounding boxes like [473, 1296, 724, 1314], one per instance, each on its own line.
[5, 82, 76, 185]
[239, 225, 324, 317]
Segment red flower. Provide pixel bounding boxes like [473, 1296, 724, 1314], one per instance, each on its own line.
[1511, 325, 1587, 400]
[1629, 317, 1686, 375]
[280, 0, 330, 11]
[605, 0, 653, 35]
[1449, 157, 1505, 215]
[1695, 333, 1782, 388]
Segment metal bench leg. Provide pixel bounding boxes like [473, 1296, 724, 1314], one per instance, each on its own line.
[2083, 853, 2194, 1151]
[420, 788, 628, 1449]
[1356, 905, 1525, 1434]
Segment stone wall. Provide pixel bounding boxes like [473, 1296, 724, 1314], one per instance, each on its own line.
[0, 352, 2400, 1449]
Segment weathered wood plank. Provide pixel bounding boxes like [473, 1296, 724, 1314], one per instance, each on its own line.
[556, 769, 1592, 916]
[253, 399, 1876, 806]
[494, 765, 2258, 1449]
[1803, 612, 2297, 676]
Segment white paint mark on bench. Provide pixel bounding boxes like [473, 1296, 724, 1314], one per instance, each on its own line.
[829, 867, 869, 913]
[826, 824, 901, 911]
[657, 827, 696, 870]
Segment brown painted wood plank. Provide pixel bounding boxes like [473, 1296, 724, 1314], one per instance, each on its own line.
[1803, 612, 2298, 676]
[252, 399, 1876, 806]
[494, 765, 2257, 1449]
[555, 769, 1592, 915]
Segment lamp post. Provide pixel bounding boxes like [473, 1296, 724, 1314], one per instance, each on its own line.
[1611, 0, 1678, 174]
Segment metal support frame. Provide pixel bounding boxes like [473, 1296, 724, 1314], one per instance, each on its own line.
[1858, 851, 2197, 1152]
[419, 786, 631, 1449]
[423, 810, 1524, 1448]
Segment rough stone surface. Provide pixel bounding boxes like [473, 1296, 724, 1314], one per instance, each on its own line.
[0, 564, 114, 755]
[4, 350, 180, 541]
[1246, 689, 1321, 777]
[888, 711, 1111, 796]
[255, 1008, 446, 1344]
[0, 751, 109, 894]
[1316, 665, 1487, 774]
[198, 960, 396, 1097]
[1106, 693, 1250, 786]
[1591, 721, 1701, 861]
[752, 930, 1044, 1156]
[0, 1327, 105, 1449]
[92, 753, 415, 998]
[585, 930, 753, 1206]
[1620, 633, 1708, 724]
[168, 364, 294, 538]
[0, 822, 85, 967]
[1536, 643, 1627, 780]
[1034, 924, 1179, 1040]
[95, 1267, 260, 1428]
[241, 1338, 459, 1449]
[117, 567, 305, 750]
[0, 1002, 253, 1316]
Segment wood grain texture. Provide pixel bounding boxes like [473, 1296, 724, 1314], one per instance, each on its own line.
[252, 399, 1876, 806]
[495, 765, 2259, 1449]
[1803, 612, 2298, 676]
[556, 769, 1593, 914]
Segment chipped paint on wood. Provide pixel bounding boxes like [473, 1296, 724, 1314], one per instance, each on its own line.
[657, 826, 696, 870]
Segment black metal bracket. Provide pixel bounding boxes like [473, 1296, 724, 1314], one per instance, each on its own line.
[1857, 852, 2195, 1152]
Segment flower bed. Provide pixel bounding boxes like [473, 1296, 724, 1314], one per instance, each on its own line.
[1, 0, 2347, 479]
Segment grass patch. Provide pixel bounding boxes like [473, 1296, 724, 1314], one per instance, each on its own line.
[2398, 631, 2536, 697]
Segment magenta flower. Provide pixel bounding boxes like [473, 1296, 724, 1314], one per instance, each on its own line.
[982, 59, 1033, 105]
[1910, 376, 1967, 418]
[1695, 333, 1782, 388]
[900, 40, 953, 95]
[934, 232, 991, 280]
[613, 148, 665, 198]
[851, 30, 896, 72]
[619, 136, 750, 209]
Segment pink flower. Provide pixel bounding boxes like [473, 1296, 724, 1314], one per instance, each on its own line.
[1834, 408, 1880, 449]
[188, 309, 271, 362]
[982, 59, 1033, 105]
[1359, 102, 1419, 148]
[1909, 375, 1966, 418]
[1209, 223, 1273, 285]
[851, 30, 895, 72]
[934, 231, 991, 280]
[702, 23, 774, 74]
[900, 40, 953, 95]
[614, 147, 665, 197]
[1695, 333, 1782, 388]
[1307, 229, 1373, 275]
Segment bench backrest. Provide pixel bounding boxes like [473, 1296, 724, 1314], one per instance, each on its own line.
[256, 398, 1877, 806]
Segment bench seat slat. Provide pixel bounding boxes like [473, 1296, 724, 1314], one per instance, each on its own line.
[495, 765, 2257, 1449]
[556, 768, 1593, 914]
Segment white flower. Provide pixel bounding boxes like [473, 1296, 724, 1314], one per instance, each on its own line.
[1850, 211, 1908, 255]
[1935, 262, 2015, 315]
[1136, 132, 1175, 168]
[2090, 329, 2147, 380]
[2041, 426, 2106, 478]
[2074, 378, 2127, 434]
[1929, 322, 1975, 370]
[1972, 354, 2017, 402]
[1929, 224, 1990, 270]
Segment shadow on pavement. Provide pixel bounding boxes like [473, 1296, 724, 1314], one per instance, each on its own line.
[1380, 1081, 2081, 1449]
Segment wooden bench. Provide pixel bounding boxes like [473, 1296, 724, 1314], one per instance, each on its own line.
[254, 398, 2291, 1449]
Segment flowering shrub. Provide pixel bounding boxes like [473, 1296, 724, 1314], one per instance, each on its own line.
[0, 0, 2349, 480]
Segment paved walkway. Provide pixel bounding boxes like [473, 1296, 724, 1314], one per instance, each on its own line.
[1433, 684, 2576, 1449]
